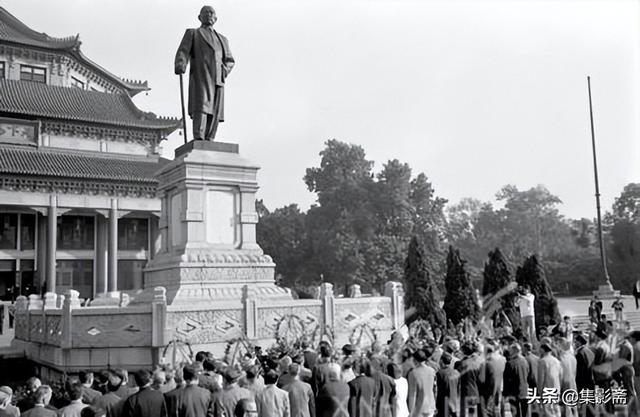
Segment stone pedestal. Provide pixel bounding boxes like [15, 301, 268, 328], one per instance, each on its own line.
[143, 141, 292, 306]
[592, 283, 620, 299]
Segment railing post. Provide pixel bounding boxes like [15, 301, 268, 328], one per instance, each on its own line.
[319, 283, 335, 330]
[243, 285, 257, 339]
[384, 281, 405, 330]
[14, 296, 28, 340]
[151, 287, 167, 347]
[61, 290, 80, 349]
[0, 302, 9, 335]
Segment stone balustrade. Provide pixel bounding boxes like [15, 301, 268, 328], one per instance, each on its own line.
[13, 282, 405, 372]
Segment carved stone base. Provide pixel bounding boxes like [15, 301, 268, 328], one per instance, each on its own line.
[592, 284, 621, 299]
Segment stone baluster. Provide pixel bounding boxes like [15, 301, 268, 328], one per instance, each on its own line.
[243, 285, 258, 339]
[384, 282, 405, 331]
[319, 283, 335, 331]
[348, 284, 362, 298]
[28, 294, 42, 310]
[151, 287, 167, 348]
[43, 292, 57, 309]
[61, 290, 80, 349]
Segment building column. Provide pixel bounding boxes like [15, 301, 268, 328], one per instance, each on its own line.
[46, 196, 57, 293]
[36, 213, 47, 292]
[108, 198, 118, 294]
[95, 214, 108, 294]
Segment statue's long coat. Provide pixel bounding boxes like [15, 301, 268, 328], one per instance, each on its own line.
[175, 27, 234, 120]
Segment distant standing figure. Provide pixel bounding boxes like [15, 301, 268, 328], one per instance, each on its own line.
[633, 280, 640, 309]
[175, 5, 235, 141]
[612, 297, 625, 324]
[588, 300, 599, 324]
[517, 287, 536, 343]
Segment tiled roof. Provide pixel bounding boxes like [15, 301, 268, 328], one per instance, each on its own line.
[0, 146, 166, 183]
[0, 7, 149, 96]
[0, 79, 180, 131]
[0, 7, 80, 50]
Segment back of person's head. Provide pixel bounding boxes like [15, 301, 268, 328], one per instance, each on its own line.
[413, 348, 427, 363]
[441, 352, 453, 367]
[195, 351, 207, 363]
[356, 358, 372, 376]
[234, 398, 257, 417]
[134, 369, 152, 388]
[279, 356, 292, 373]
[152, 369, 166, 386]
[422, 344, 435, 359]
[288, 363, 300, 377]
[68, 383, 83, 401]
[319, 342, 332, 359]
[35, 385, 52, 405]
[182, 364, 198, 382]
[509, 343, 522, 356]
[79, 371, 93, 385]
[26, 377, 41, 393]
[461, 341, 476, 356]
[327, 363, 342, 381]
[81, 406, 107, 417]
[264, 370, 279, 385]
[387, 363, 402, 379]
[370, 341, 382, 354]
[522, 342, 533, 353]
[203, 359, 216, 372]
[245, 365, 259, 380]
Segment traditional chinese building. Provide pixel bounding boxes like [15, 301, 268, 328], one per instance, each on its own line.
[0, 7, 180, 301]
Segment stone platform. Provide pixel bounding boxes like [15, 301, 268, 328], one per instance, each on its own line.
[12, 142, 406, 373]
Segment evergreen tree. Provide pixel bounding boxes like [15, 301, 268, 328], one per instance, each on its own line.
[515, 255, 561, 329]
[404, 236, 446, 328]
[482, 248, 519, 329]
[443, 246, 481, 325]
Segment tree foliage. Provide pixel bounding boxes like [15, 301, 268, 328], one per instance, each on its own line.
[443, 246, 480, 325]
[608, 183, 640, 292]
[404, 236, 446, 328]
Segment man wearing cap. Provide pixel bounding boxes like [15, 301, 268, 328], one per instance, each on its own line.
[217, 368, 253, 417]
[93, 378, 124, 417]
[0, 386, 19, 417]
[58, 383, 88, 417]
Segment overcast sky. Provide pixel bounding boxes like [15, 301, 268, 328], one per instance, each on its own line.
[5, 0, 639, 219]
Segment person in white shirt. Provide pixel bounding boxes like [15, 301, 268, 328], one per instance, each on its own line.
[517, 286, 536, 343]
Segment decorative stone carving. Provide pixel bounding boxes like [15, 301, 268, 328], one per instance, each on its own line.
[72, 313, 151, 348]
[256, 306, 322, 340]
[166, 309, 244, 344]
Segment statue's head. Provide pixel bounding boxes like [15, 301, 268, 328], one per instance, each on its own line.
[199, 6, 217, 27]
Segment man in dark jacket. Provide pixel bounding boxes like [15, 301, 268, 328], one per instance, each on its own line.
[176, 365, 213, 417]
[455, 341, 483, 417]
[371, 360, 395, 417]
[522, 342, 539, 390]
[436, 352, 460, 417]
[480, 343, 506, 417]
[316, 363, 349, 417]
[121, 370, 168, 417]
[348, 359, 376, 417]
[503, 344, 530, 417]
[574, 333, 595, 391]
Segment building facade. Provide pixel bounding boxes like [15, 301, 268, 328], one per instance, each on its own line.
[0, 7, 179, 301]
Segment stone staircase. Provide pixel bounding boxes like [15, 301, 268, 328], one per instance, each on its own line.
[570, 309, 640, 332]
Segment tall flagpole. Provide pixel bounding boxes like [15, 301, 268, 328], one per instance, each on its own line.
[587, 76, 613, 291]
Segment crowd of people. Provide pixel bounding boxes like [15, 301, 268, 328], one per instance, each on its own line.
[1, 313, 640, 417]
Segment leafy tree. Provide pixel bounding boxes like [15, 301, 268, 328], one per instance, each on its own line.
[482, 248, 519, 330]
[443, 246, 480, 325]
[256, 203, 308, 288]
[404, 236, 446, 328]
[515, 255, 561, 329]
[608, 183, 640, 291]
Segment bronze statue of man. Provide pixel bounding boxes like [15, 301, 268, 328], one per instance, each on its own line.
[175, 6, 235, 141]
